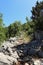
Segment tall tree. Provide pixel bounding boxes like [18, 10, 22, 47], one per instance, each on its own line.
[31, 1, 43, 31]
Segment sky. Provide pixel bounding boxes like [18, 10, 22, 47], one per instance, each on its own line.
[0, 0, 42, 26]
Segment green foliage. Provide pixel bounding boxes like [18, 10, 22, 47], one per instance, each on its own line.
[6, 21, 22, 38]
[22, 17, 34, 35]
[5, 16, 34, 41]
[1, 1, 43, 45]
[0, 13, 6, 45]
[31, 1, 43, 31]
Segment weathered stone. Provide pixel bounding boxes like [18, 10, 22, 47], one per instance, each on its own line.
[0, 36, 43, 65]
[0, 52, 18, 65]
[32, 59, 41, 65]
[38, 51, 43, 58]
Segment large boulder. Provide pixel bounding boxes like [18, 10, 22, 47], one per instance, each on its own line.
[0, 52, 18, 65]
[0, 40, 20, 65]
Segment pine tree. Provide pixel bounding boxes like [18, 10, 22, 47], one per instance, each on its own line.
[31, 1, 43, 31]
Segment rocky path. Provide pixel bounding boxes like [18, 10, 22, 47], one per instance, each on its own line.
[0, 38, 43, 65]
